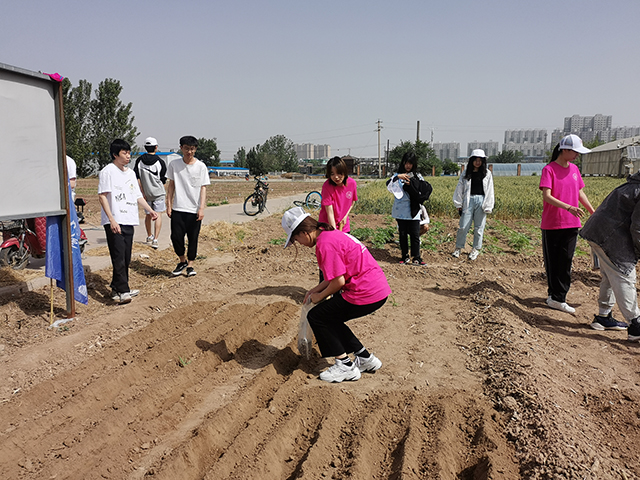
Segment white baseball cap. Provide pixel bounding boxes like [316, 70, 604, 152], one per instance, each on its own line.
[144, 137, 158, 147]
[559, 134, 590, 154]
[282, 207, 310, 248]
[470, 149, 487, 158]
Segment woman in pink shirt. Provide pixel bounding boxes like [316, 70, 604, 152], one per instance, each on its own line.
[539, 134, 595, 314]
[318, 157, 358, 233]
[282, 207, 390, 383]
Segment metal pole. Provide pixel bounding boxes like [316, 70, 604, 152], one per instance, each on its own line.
[377, 120, 382, 178]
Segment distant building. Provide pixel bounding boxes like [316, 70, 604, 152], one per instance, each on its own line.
[294, 143, 331, 160]
[467, 141, 499, 157]
[432, 142, 460, 161]
[552, 114, 640, 146]
[504, 129, 547, 144]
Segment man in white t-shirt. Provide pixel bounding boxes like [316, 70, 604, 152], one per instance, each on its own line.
[166, 135, 210, 277]
[98, 139, 158, 304]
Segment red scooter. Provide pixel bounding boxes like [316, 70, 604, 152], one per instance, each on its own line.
[0, 217, 87, 270]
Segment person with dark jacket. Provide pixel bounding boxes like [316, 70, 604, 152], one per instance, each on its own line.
[133, 137, 167, 249]
[579, 171, 640, 338]
[386, 152, 432, 265]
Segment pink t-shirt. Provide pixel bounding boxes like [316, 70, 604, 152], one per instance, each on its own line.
[315, 230, 391, 305]
[318, 177, 358, 232]
[539, 161, 585, 230]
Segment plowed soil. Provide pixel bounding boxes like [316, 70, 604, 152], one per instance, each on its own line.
[1, 211, 640, 479]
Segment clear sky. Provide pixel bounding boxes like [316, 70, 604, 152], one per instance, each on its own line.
[2, 0, 639, 159]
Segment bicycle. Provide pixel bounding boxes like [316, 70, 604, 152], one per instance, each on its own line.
[243, 176, 270, 216]
[293, 191, 322, 210]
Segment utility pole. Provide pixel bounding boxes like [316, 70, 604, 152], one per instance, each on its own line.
[377, 119, 383, 178]
[416, 120, 420, 142]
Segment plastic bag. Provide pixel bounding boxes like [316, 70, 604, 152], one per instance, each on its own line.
[298, 300, 314, 359]
[419, 204, 430, 235]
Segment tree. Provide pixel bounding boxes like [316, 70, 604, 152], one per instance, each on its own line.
[245, 145, 266, 175]
[196, 138, 220, 166]
[259, 135, 298, 172]
[234, 147, 247, 168]
[442, 158, 460, 175]
[388, 139, 442, 176]
[62, 78, 93, 176]
[90, 78, 138, 170]
[489, 150, 524, 164]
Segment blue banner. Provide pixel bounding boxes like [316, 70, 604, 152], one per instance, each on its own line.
[45, 182, 88, 305]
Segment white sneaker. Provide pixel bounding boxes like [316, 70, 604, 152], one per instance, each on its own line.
[319, 361, 361, 383]
[546, 297, 575, 314]
[146, 235, 154, 244]
[129, 289, 139, 298]
[151, 239, 158, 249]
[452, 249, 461, 258]
[468, 248, 479, 261]
[113, 292, 131, 304]
[354, 354, 382, 373]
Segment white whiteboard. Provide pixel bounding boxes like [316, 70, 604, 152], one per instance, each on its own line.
[0, 63, 65, 221]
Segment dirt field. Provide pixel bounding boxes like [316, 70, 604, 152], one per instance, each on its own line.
[1, 207, 640, 479]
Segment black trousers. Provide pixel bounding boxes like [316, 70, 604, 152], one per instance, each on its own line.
[104, 224, 134, 294]
[171, 210, 202, 261]
[541, 228, 578, 303]
[307, 293, 387, 358]
[397, 219, 421, 260]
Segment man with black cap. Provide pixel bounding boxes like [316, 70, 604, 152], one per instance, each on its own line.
[133, 137, 167, 249]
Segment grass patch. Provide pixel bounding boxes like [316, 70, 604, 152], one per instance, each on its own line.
[351, 225, 396, 249]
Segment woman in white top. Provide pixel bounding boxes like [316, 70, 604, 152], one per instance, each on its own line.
[452, 149, 495, 261]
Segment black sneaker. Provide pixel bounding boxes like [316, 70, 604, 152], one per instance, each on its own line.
[172, 261, 188, 276]
[628, 317, 640, 341]
[590, 313, 628, 331]
[186, 266, 197, 277]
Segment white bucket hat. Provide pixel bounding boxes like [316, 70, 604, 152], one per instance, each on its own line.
[559, 134, 591, 154]
[282, 207, 310, 247]
[470, 149, 487, 159]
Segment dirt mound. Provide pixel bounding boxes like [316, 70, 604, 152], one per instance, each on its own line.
[1, 215, 639, 479]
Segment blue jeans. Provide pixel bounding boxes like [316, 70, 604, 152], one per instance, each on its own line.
[455, 195, 486, 250]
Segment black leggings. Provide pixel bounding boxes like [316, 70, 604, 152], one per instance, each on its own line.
[397, 219, 420, 260]
[541, 228, 578, 303]
[307, 293, 387, 358]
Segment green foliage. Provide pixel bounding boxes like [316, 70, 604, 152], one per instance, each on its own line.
[246, 145, 266, 175]
[419, 220, 453, 251]
[234, 147, 247, 168]
[442, 159, 460, 175]
[351, 225, 396, 249]
[178, 356, 191, 368]
[355, 176, 626, 220]
[196, 138, 221, 166]
[489, 150, 524, 164]
[90, 78, 138, 170]
[63, 77, 138, 175]
[243, 135, 298, 174]
[260, 134, 299, 173]
[388, 139, 442, 176]
[62, 78, 93, 176]
[486, 221, 535, 253]
[269, 237, 286, 245]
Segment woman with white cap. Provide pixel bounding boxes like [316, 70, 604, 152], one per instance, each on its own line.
[281, 207, 390, 383]
[452, 149, 495, 260]
[540, 134, 595, 314]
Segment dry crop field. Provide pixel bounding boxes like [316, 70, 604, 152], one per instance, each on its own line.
[1, 176, 639, 479]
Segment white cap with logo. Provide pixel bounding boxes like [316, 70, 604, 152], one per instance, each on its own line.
[282, 207, 310, 248]
[559, 134, 591, 154]
[144, 137, 158, 147]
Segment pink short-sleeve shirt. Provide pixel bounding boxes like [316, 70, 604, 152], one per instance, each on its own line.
[315, 230, 391, 305]
[539, 161, 585, 230]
